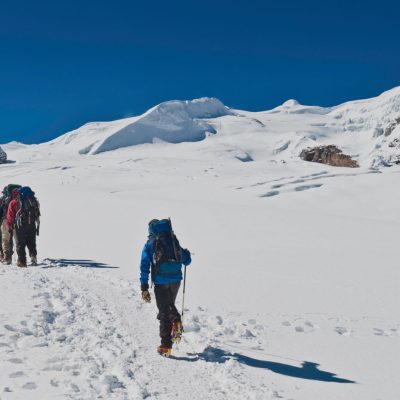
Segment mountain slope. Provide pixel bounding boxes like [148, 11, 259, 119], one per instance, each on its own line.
[48, 97, 233, 155]
[4, 87, 400, 169]
[0, 87, 400, 400]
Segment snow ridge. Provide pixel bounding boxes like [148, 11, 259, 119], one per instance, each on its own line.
[93, 97, 233, 154]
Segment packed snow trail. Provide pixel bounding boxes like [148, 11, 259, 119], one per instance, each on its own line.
[0, 262, 273, 400]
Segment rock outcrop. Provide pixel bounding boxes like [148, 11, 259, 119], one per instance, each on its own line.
[0, 147, 7, 164]
[300, 145, 359, 168]
[384, 117, 400, 136]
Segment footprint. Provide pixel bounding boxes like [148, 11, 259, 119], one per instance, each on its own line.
[334, 326, 351, 336]
[8, 358, 24, 364]
[20, 328, 34, 336]
[4, 325, 17, 332]
[260, 190, 279, 198]
[282, 321, 291, 327]
[104, 375, 125, 393]
[9, 371, 24, 378]
[71, 383, 80, 393]
[42, 310, 57, 324]
[295, 184, 323, 192]
[295, 326, 304, 333]
[22, 382, 37, 390]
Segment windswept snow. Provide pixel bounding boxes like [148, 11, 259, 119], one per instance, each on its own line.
[48, 97, 233, 156]
[1, 87, 400, 399]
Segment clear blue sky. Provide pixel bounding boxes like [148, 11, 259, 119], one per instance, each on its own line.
[0, 0, 399, 144]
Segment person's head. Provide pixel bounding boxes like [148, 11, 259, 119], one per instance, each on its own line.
[11, 189, 19, 199]
[148, 219, 159, 235]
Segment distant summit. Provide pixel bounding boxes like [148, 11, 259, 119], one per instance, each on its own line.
[281, 99, 300, 108]
[51, 97, 233, 155]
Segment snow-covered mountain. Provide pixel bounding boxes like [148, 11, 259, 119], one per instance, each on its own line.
[1, 88, 399, 400]
[4, 87, 400, 168]
[46, 97, 233, 155]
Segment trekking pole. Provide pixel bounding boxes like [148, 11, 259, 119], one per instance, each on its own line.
[181, 265, 187, 324]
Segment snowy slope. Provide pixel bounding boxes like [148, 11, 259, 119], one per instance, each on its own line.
[46, 97, 232, 156]
[5, 87, 400, 167]
[0, 88, 399, 400]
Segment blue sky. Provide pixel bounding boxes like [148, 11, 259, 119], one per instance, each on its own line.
[0, 0, 399, 144]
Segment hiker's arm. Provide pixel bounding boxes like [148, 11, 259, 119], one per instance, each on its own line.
[181, 248, 191, 266]
[6, 200, 17, 228]
[139, 242, 152, 291]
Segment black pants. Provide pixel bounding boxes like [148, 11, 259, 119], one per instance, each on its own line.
[154, 282, 181, 347]
[14, 223, 37, 264]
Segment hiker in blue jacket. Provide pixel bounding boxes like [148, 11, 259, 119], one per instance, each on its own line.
[140, 219, 191, 357]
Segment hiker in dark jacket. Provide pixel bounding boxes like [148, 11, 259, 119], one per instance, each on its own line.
[140, 219, 191, 357]
[7, 187, 40, 268]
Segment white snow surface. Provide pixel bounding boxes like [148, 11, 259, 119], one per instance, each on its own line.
[0, 88, 399, 399]
[47, 97, 233, 156]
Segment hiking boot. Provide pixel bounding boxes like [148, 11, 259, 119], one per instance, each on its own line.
[172, 320, 183, 344]
[2, 257, 12, 265]
[30, 256, 38, 266]
[157, 346, 172, 357]
[17, 260, 27, 268]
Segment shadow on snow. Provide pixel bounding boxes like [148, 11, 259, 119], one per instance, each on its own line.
[171, 346, 356, 383]
[42, 258, 118, 269]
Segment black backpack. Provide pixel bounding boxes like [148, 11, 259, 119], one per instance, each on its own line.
[0, 184, 21, 219]
[149, 219, 183, 278]
[16, 187, 40, 230]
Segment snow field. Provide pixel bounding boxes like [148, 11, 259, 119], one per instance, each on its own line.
[0, 263, 277, 399]
[1, 87, 400, 399]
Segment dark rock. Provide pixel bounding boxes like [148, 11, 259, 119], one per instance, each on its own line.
[384, 117, 400, 137]
[0, 147, 7, 164]
[300, 145, 359, 168]
[388, 138, 400, 148]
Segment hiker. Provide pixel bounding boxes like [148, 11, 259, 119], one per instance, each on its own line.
[140, 218, 191, 357]
[0, 196, 3, 262]
[1, 184, 21, 264]
[7, 186, 40, 268]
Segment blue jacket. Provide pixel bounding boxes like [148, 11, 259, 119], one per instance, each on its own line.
[140, 238, 191, 286]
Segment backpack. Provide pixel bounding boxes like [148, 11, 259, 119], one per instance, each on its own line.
[149, 219, 183, 278]
[0, 184, 21, 220]
[15, 186, 40, 229]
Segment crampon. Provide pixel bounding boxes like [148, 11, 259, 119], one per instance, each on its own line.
[172, 320, 183, 344]
[157, 346, 172, 357]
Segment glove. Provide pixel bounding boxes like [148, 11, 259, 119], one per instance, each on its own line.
[142, 290, 151, 303]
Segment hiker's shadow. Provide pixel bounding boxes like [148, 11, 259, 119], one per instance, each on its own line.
[42, 258, 118, 269]
[0, 160, 16, 165]
[171, 346, 355, 383]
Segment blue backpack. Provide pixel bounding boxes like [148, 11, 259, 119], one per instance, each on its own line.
[150, 219, 183, 277]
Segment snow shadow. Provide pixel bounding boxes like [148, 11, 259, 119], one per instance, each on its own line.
[178, 346, 355, 383]
[42, 258, 118, 269]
